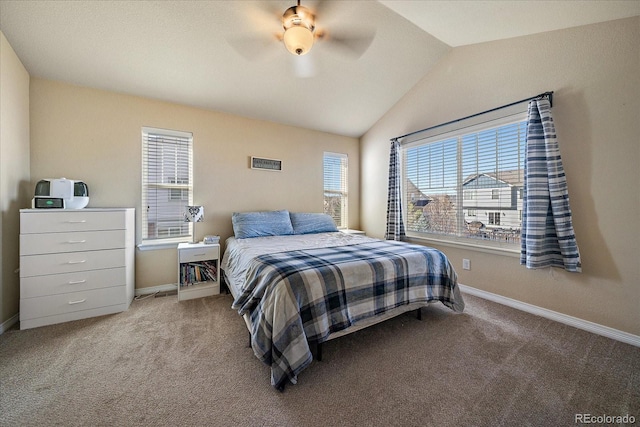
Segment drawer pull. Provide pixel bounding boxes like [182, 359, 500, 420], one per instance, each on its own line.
[67, 260, 87, 264]
[67, 240, 87, 244]
[193, 253, 206, 257]
[66, 220, 87, 223]
[68, 279, 87, 285]
[68, 299, 87, 305]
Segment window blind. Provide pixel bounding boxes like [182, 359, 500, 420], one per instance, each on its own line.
[141, 127, 193, 242]
[323, 152, 348, 228]
[402, 112, 527, 246]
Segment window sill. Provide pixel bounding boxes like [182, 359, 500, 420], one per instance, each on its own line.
[137, 239, 190, 251]
[404, 234, 520, 258]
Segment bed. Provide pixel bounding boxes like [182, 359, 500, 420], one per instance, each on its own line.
[221, 210, 465, 390]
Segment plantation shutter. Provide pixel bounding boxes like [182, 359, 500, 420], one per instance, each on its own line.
[142, 127, 193, 242]
[323, 152, 348, 228]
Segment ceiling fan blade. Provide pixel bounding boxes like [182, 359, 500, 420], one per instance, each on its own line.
[227, 1, 283, 61]
[322, 29, 376, 59]
[308, 0, 332, 20]
[312, 0, 376, 29]
[227, 32, 281, 61]
[242, 1, 282, 30]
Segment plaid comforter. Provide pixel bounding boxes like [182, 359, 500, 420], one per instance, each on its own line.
[231, 239, 465, 389]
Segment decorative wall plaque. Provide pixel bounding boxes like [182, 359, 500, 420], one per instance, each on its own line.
[251, 156, 282, 171]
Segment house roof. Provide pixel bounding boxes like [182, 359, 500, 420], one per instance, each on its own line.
[463, 170, 524, 188]
[404, 179, 430, 202]
[1, 1, 637, 138]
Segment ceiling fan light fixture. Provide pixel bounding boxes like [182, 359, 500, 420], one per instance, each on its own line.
[282, 3, 315, 56]
[283, 26, 314, 55]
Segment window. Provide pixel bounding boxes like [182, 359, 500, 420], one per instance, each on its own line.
[323, 152, 348, 228]
[168, 178, 189, 201]
[142, 127, 193, 244]
[488, 212, 501, 225]
[402, 112, 527, 247]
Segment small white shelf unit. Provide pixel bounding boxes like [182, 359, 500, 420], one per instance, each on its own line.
[177, 242, 220, 301]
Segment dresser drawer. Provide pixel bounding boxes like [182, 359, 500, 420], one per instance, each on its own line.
[20, 286, 126, 320]
[20, 249, 126, 278]
[179, 245, 219, 263]
[20, 230, 126, 256]
[20, 267, 126, 298]
[20, 210, 126, 234]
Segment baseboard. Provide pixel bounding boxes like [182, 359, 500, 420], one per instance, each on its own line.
[458, 284, 640, 348]
[0, 313, 19, 335]
[135, 283, 178, 296]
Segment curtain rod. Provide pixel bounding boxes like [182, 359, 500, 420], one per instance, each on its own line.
[394, 91, 553, 141]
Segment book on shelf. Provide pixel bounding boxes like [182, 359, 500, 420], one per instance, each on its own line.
[180, 260, 217, 286]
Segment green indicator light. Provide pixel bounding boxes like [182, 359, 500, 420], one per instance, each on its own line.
[46, 200, 53, 205]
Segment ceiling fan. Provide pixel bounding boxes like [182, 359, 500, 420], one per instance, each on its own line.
[228, 0, 375, 74]
[281, 0, 317, 56]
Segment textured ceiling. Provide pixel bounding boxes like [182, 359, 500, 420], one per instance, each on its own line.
[380, 0, 640, 47]
[1, 0, 638, 138]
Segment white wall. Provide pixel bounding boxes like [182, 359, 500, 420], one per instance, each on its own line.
[361, 18, 640, 336]
[0, 31, 31, 327]
[29, 79, 360, 290]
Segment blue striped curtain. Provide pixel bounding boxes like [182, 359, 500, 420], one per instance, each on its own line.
[385, 138, 406, 240]
[520, 99, 581, 272]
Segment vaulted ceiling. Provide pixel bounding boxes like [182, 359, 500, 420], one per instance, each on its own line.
[1, 0, 638, 138]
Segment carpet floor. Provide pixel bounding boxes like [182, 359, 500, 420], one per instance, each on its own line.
[1, 292, 638, 427]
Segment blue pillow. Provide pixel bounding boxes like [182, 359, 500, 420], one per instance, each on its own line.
[290, 212, 339, 235]
[232, 210, 294, 239]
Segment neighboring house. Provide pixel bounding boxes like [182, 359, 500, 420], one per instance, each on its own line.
[404, 179, 432, 207]
[462, 170, 523, 240]
[148, 177, 189, 239]
[406, 170, 524, 242]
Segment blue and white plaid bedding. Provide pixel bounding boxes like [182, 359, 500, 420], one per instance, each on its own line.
[231, 239, 465, 389]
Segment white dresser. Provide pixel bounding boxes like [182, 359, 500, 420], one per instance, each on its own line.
[19, 208, 135, 329]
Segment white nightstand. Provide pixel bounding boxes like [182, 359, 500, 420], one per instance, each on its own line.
[177, 242, 220, 301]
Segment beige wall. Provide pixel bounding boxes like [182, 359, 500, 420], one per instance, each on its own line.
[0, 31, 31, 326]
[29, 79, 360, 290]
[361, 17, 640, 336]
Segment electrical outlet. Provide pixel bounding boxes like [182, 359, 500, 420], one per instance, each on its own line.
[462, 259, 471, 270]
